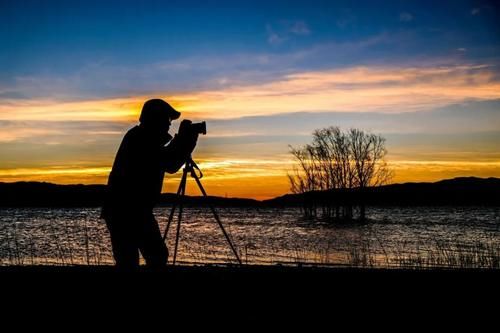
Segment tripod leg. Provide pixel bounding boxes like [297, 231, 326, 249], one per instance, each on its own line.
[172, 169, 188, 265]
[191, 172, 242, 265]
[162, 170, 186, 242]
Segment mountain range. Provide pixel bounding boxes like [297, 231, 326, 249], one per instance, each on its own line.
[0, 177, 499, 207]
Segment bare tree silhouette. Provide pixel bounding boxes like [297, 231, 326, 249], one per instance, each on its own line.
[288, 126, 393, 221]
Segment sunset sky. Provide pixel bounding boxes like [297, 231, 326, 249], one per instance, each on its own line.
[1, 0, 499, 199]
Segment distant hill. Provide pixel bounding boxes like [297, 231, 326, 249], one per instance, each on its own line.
[0, 181, 259, 207]
[0, 177, 499, 207]
[264, 177, 500, 206]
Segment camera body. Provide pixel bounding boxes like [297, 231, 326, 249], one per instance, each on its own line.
[178, 119, 207, 137]
[191, 121, 207, 135]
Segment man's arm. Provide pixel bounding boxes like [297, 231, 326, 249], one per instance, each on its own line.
[161, 133, 198, 173]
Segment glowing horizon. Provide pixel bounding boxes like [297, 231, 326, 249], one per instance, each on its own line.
[1, 158, 499, 200]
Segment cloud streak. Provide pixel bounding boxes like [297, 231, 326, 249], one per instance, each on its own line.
[266, 20, 311, 45]
[399, 12, 413, 22]
[3, 64, 499, 122]
[3, 31, 480, 104]
[172, 64, 500, 118]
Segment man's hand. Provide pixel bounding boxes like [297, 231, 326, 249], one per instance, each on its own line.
[177, 119, 198, 155]
[178, 119, 192, 138]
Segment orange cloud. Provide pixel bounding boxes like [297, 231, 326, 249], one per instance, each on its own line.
[391, 160, 500, 183]
[0, 166, 111, 185]
[2, 64, 500, 122]
[184, 64, 500, 117]
[0, 127, 61, 142]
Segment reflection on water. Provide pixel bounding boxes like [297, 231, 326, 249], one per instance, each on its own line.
[0, 206, 499, 268]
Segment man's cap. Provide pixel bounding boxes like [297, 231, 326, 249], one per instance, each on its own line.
[139, 99, 181, 124]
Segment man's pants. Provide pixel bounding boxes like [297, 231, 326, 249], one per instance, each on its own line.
[105, 213, 168, 269]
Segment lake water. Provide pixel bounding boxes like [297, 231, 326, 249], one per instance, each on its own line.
[1, 206, 499, 268]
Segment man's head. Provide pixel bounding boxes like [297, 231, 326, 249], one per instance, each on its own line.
[139, 99, 180, 132]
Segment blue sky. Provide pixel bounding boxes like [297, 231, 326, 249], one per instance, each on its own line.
[2, 0, 499, 98]
[0, 0, 499, 198]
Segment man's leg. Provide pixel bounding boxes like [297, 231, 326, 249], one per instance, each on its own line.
[105, 217, 140, 270]
[139, 214, 168, 268]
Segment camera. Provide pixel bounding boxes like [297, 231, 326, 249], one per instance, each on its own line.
[179, 119, 207, 137]
[191, 121, 207, 135]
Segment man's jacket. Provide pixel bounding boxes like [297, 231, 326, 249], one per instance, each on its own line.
[101, 125, 191, 219]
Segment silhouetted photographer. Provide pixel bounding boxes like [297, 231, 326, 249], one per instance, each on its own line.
[101, 98, 202, 270]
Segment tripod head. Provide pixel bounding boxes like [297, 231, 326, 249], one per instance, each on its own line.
[184, 157, 203, 179]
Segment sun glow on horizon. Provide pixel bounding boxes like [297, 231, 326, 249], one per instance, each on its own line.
[1, 158, 499, 199]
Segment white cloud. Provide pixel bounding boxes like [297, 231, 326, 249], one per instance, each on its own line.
[266, 20, 311, 45]
[336, 9, 356, 29]
[471, 8, 481, 15]
[399, 12, 413, 22]
[289, 21, 310, 35]
[266, 24, 287, 45]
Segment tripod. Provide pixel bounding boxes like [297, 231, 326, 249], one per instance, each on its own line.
[162, 157, 242, 265]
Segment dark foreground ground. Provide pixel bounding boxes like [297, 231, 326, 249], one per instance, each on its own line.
[1, 264, 498, 293]
[1, 264, 498, 319]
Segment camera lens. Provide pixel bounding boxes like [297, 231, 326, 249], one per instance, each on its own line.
[192, 121, 207, 135]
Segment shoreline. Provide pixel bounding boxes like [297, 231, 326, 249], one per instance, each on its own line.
[1, 263, 498, 273]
